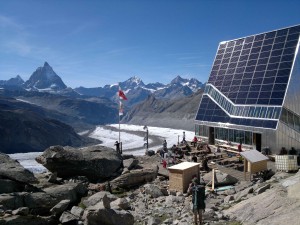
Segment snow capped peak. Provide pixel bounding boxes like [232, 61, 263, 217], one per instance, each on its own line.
[128, 76, 142, 84]
[24, 62, 67, 91]
[121, 76, 145, 90]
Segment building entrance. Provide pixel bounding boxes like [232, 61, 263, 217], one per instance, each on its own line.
[253, 133, 262, 151]
[209, 127, 215, 145]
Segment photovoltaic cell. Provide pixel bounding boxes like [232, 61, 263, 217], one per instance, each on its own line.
[196, 25, 300, 129]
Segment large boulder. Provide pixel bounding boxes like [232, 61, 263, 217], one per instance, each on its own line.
[84, 205, 134, 225]
[0, 214, 56, 225]
[24, 182, 87, 215]
[36, 145, 123, 182]
[0, 182, 86, 215]
[83, 192, 117, 208]
[0, 153, 37, 184]
[110, 168, 158, 189]
[0, 179, 24, 194]
[203, 171, 238, 186]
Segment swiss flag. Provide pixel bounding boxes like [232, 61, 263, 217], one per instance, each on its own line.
[118, 89, 128, 100]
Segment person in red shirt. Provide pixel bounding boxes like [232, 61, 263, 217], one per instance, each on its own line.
[192, 136, 198, 147]
[238, 141, 242, 152]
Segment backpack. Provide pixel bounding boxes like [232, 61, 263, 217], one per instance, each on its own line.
[192, 185, 206, 210]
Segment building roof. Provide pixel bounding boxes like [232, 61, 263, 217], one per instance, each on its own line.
[240, 150, 268, 163]
[168, 162, 200, 170]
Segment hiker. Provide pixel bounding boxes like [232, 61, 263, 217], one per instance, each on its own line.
[188, 178, 206, 225]
[114, 141, 120, 154]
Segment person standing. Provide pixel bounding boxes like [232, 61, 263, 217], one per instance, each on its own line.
[188, 178, 206, 225]
[114, 141, 120, 154]
[238, 141, 242, 152]
[163, 140, 167, 151]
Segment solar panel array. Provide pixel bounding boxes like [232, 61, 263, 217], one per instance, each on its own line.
[196, 25, 300, 129]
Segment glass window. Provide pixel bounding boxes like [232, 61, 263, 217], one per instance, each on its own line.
[245, 131, 252, 145]
[274, 107, 282, 119]
[254, 107, 261, 117]
[294, 115, 300, 132]
[260, 107, 267, 118]
[243, 106, 250, 117]
[195, 125, 200, 136]
[287, 111, 295, 129]
[228, 129, 234, 142]
[249, 107, 255, 117]
[266, 107, 274, 118]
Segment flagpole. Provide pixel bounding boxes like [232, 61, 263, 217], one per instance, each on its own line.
[117, 83, 127, 154]
[118, 83, 121, 145]
[119, 110, 121, 144]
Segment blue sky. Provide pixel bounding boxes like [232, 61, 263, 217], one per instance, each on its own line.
[0, 0, 299, 88]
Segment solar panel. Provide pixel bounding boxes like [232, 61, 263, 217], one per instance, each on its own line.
[207, 25, 300, 107]
[196, 25, 300, 129]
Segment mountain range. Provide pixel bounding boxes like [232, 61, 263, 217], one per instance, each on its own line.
[0, 62, 205, 153]
[1, 62, 204, 106]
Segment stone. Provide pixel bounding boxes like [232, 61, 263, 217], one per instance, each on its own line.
[47, 172, 57, 183]
[0, 214, 56, 225]
[144, 184, 164, 198]
[102, 194, 111, 209]
[176, 192, 183, 196]
[148, 216, 161, 225]
[234, 181, 253, 192]
[59, 211, 78, 224]
[0, 153, 37, 184]
[234, 186, 253, 201]
[255, 184, 271, 195]
[203, 171, 238, 186]
[82, 191, 117, 208]
[36, 145, 123, 182]
[85, 207, 134, 225]
[0, 179, 24, 194]
[110, 168, 158, 189]
[0, 193, 25, 210]
[110, 198, 131, 210]
[123, 158, 139, 170]
[50, 199, 70, 215]
[23, 182, 86, 215]
[70, 206, 84, 218]
[12, 207, 29, 216]
[224, 195, 234, 203]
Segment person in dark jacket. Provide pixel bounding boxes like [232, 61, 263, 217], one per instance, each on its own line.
[188, 178, 206, 225]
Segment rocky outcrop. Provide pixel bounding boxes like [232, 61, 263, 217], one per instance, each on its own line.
[36, 145, 123, 182]
[110, 168, 158, 189]
[0, 182, 87, 214]
[0, 153, 37, 184]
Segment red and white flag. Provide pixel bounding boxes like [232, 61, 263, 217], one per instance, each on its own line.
[118, 88, 127, 100]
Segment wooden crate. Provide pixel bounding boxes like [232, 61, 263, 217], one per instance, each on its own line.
[168, 162, 200, 193]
